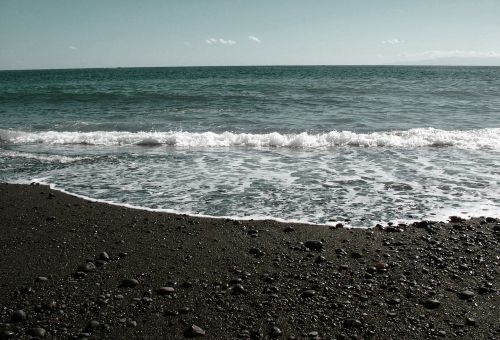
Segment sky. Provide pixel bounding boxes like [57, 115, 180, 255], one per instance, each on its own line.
[1, 0, 500, 70]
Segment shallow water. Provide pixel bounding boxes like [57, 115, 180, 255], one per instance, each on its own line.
[1, 66, 499, 226]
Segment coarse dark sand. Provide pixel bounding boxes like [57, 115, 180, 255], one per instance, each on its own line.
[0, 183, 498, 339]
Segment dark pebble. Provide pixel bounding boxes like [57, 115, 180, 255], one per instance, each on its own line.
[230, 284, 246, 294]
[84, 320, 100, 332]
[302, 289, 316, 298]
[269, 326, 282, 338]
[183, 324, 206, 338]
[304, 240, 324, 251]
[314, 255, 326, 264]
[284, 226, 295, 233]
[458, 290, 475, 300]
[465, 317, 476, 326]
[0, 330, 15, 338]
[387, 298, 401, 305]
[423, 299, 441, 309]
[343, 319, 363, 328]
[35, 276, 49, 282]
[98, 252, 110, 261]
[28, 327, 46, 338]
[157, 287, 175, 295]
[351, 251, 363, 259]
[95, 259, 106, 267]
[10, 310, 26, 322]
[78, 262, 96, 273]
[120, 278, 139, 288]
[178, 307, 191, 314]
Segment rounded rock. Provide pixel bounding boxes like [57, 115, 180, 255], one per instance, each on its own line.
[304, 240, 324, 251]
[423, 299, 441, 309]
[98, 252, 110, 261]
[458, 290, 475, 300]
[78, 262, 96, 273]
[120, 278, 139, 288]
[28, 327, 46, 338]
[269, 326, 282, 338]
[157, 287, 175, 295]
[301, 290, 316, 298]
[183, 324, 206, 338]
[10, 310, 26, 323]
[84, 320, 100, 332]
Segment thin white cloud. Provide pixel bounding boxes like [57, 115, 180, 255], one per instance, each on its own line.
[248, 36, 261, 43]
[205, 37, 236, 45]
[381, 39, 402, 45]
[68, 45, 77, 50]
[219, 38, 236, 45]
[400, 50, 500, 59]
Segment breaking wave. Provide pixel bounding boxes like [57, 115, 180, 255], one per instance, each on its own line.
[1, 128, 499, 150]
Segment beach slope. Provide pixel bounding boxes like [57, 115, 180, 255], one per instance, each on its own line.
[0, 183, 498, 339]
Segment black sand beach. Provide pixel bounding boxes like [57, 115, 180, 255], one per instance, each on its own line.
[0, 183, 498, 339]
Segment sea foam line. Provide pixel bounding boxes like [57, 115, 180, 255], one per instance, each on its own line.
[1, 127, 499, 149]
[15, 179, 495, 229]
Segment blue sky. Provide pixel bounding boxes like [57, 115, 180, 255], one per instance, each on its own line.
[1, 0, 500, 69]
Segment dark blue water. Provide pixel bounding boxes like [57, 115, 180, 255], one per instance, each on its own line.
[1, 66, 499, 226]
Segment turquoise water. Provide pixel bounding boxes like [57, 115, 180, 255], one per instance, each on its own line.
[1, 66, 499, 226]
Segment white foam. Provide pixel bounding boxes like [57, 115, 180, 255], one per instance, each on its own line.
[0, 150, 90, 163]
[1, 127, 499, 149]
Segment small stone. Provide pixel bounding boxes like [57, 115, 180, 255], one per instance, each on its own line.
[127, 320, 137, 328]
[465, 317, 476, 326]
[302, 290, 316, 298]
[157, 287, 175, 295]
[178, 307, 191, 314]
[449, 216, 465, 223]
[387, 298, 401, 305]
[0, 330, 15, 338]
[98, 252, 110, 261]
[351, 251, 363, 259]
[458, 290, 475, 300]
[183, 324, 206, 337]
[343, 319, 363, 328]
[11, 310, 27, 322]
[284, 226, 295, 233]
[304, 240, 324, 251]
[28, 327, 46, 337]
[249, 248, 264, 256]
[84, 320, 100, 332]
[423, 299, 441, 309]
[339, 264, 349, 271]
[164, 309, 179, 316]
[94, 260, 106, 267]
[229, 284, 246, 294]
[78, 262, 96, 273]
[120, 278, 139, 288]
[314, 255, 326, 264]
[269, 326, 282, 338]
[36, 276, 49, 282]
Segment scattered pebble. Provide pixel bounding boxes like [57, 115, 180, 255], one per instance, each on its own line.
[120, 278, 139, 288]
[183, 324, 206, 338]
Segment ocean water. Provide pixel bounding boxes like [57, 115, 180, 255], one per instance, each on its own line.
[1, 66, 499, 226]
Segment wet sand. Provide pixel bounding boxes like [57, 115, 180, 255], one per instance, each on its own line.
[0, 183, 498, 339]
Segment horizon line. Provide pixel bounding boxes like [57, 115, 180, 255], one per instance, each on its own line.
[2, 63, 500, 72]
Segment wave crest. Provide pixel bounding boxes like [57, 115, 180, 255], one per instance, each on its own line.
[0, 128, 498, 149]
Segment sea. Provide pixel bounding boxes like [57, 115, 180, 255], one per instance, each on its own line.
[1, 66, 499, 227]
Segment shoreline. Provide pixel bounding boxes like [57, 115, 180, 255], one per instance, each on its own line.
[0, 183, 498, 339]
[12, 180, 491, 229]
